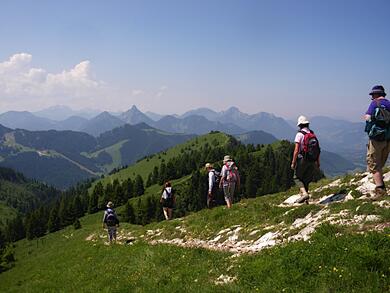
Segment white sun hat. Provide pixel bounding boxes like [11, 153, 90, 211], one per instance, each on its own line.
[297, 115, 310, 126]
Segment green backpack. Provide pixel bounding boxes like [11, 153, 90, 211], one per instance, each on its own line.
[366, 101, 390, 141]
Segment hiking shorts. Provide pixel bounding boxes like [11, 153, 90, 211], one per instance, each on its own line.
[162, 198, 174, 209]
[366, 139, 390, 173]
[294, 158, 316, 191]
[107, 226, 117, 242]
[223, 182, 236, 202]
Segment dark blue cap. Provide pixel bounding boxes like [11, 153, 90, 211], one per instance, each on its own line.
[369, 85, 386, 96]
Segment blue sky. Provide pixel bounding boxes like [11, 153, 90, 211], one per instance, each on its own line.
[0, 0, 389, 120]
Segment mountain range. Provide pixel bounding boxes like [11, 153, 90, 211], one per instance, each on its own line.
[0, 105, 295, 138]
[0, 123, 193, 189]
[0, 105, 365, 184]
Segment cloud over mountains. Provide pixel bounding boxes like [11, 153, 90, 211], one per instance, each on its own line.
[0, 53, 103, 101]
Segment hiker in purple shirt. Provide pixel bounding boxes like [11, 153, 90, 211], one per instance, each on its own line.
[364, 85, 390, 200]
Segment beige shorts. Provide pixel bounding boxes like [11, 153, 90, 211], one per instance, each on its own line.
[366, 140, 390, 173]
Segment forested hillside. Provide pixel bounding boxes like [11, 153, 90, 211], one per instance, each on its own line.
[0, 123, 193, 188]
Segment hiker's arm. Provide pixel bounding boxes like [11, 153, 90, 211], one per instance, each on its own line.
[208, 172, 214, 194]
[316, 154, 320, 168]
[219, 167, 225, 188]
[291, 143, 300, 169]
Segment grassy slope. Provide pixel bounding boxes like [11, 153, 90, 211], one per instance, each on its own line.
[85, 139, 129, 172]
[91, 132, 230, 190]
[1, 173, 389, 292]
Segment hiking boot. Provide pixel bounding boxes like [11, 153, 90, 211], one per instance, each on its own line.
[295, 194, 310, 204]
[371, 187, 387, 201]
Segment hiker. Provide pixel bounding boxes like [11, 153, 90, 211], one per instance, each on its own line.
[205, 163, 220, 208]
[102, 201, 119, 243]
[364, 85, 390, 200]
[219, 155, 240, 208]
[291, 116, 321, 203]
[160, 181, 175, 220]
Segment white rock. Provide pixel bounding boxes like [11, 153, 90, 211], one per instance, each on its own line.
[282, 194, 302, 205]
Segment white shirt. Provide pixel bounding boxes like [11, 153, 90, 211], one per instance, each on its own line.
[161, 187, 173, 199]
[294, 127, 310, 153]
[208, 170, 216, 192]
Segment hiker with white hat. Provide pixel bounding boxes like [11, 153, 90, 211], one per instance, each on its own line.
[219, 155, 240, 208]
[205, 163, 221, 208]
[291, 116, 321, 203]
[102, 201, 119, 243]
[364, 85, 390, 200]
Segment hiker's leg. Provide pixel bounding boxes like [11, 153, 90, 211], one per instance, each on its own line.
[108, 227, 114, 242]
[113, 227, 117, 241]
[107, 228, 111, 242]
[168, 208, 173, 220]
[225, 197, 232, 208]
[367, 140, 385, 187]
[230, 182, 236, 204]
[207, 193, 212, 208]
[223, 185, 229, 207]
[163, 208, 169, 220]
[294, 158, 307, 194]
[373, 171, 384, 187]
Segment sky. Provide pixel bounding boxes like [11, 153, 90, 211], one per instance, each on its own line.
[0, 0, 389, 121]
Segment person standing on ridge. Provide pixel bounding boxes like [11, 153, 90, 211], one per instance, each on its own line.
[364, 85, 390, 200]
[291, 116, 321, 203]
[205, 163, 220, 208]
[102, 201, 119, 244]
[160, 181, 175, 220]
[219, 155, 240, 208]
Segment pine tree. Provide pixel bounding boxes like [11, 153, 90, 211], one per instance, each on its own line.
[73, 195, 84, 219]
[47, 205, 61, 233]
[152, 166, 159, 185]
[124, 201, 135, 223]
[5, 214, 25, 242]
[158, 162, 167, 185]
[123, 178, 134, 199]
[134, 175, 145, 196]
[145, 173, 153, 188]
[88, 191, 99, 214]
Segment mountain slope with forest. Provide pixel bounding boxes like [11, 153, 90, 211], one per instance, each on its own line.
[0, 124, 193, 188]
[0, 167, 388, 292]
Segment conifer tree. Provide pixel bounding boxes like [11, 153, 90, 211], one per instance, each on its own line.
[88, 191, 99, 214]
[134, 175, 145, 196]
[73, 195, 84, 219]
[123, 178, 134, 199]
[5, 214, 25, 242]
[124, 201, 135, 223]
[47, 205, 61, 233]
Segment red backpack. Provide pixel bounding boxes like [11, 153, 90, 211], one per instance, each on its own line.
[225, 161, 239, 182]
[299, 130, 321, 162]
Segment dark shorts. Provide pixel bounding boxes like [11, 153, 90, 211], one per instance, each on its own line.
[294, 158, 316, 190]
[162, 198, 174, 209]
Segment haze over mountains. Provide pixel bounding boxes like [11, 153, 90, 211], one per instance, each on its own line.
[0, 105, 366, 186]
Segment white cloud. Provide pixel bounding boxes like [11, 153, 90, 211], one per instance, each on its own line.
[131, 89, 144, 96]
[0, 53, 103, 101]
[156, 85, 168, 98]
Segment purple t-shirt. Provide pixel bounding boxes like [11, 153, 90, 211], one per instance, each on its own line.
[366, 98, 390, 115]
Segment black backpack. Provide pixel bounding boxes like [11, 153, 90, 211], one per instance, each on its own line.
[212, 170, 221, 185]
[106, 210, 118, 227]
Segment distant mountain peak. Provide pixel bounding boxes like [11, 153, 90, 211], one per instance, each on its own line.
[119, 105, 153, 125]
